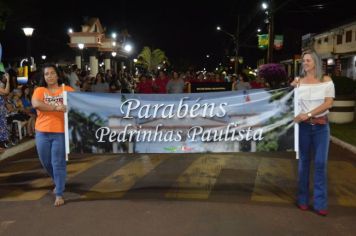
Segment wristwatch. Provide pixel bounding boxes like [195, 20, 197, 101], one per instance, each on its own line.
[307, 112, 312, 118]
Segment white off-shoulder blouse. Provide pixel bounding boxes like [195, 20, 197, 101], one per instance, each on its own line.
[297, 80, 335, 117]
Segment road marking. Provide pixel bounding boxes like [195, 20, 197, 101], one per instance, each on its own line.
[165, 155, 229, 200]
[0, 160, 40, 176]
[83, 155, 165, 199]
[329, 161, 356, 207]
[251, 158, 296, 203]
[0, 156, 105, 201]
[0, 221, 15, 234]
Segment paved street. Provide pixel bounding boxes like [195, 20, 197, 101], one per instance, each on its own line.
[0, 143, 355, 236]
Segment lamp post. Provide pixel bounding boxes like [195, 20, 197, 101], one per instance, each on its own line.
[123, 44, 133, 74]
[216, 16, 240, 74]
[78, 43, 84, 70]
[262, 1, 274, 63]
[22, 27, 34, 66]
[111, 51, 117, 73]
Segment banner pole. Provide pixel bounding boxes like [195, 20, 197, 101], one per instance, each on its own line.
[63, 85, 69, 161]
[294, 87, 299, 159]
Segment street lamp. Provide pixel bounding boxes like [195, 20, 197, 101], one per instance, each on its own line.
[78, 43, 84, 50]
[216, 20, 240, 74]
[22, 27, 34, 37]
[124, 44, 132, 53]
[262, 2, 268, 10]
[22, 27, 34, 64]
[41, 55, 46, 60]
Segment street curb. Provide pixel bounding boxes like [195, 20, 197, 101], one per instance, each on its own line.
[0, 139, 36, 162]
[330, 135, 356, 155]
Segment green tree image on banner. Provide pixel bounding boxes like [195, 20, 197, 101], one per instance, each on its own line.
[258, 34, 268, 49]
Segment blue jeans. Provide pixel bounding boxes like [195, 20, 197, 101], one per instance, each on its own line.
[298, 122, 330, 211]
[35, 131, 66, 197]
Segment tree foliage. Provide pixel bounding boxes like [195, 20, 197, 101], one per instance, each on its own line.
[137, 47, 168, 72]
[68, 109, 112, 153]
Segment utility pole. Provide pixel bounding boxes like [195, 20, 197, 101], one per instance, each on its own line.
[267, 0, 274, 63]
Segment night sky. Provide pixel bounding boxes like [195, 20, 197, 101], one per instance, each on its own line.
[1, 0, 355, 70]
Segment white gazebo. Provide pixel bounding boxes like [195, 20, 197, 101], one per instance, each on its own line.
[68, 18, 129, 75]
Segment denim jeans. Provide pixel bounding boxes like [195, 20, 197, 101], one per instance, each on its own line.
[35, 131, 66, 197]
[298, 122, 330, 211]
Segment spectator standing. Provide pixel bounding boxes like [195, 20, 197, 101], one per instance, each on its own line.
[166, 71, 185, 93]
[0, 71, 10, 150]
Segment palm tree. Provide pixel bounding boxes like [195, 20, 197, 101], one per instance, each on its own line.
[68, 109, 111, 153]
[137, 47, 169, 73]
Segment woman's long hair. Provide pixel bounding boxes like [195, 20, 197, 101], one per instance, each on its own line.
[299, 51, 323, 80]
[38, 64, 63, 87]
[20, 85, 32, 101]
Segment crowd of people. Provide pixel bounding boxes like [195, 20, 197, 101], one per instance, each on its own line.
[0, 63, 272, 151]
[0, 63, 271, 151]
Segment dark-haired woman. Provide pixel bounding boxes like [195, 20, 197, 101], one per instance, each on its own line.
[32, 64, 74, 207]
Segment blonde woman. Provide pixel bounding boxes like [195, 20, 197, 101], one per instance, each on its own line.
[293, 51, 334, 216]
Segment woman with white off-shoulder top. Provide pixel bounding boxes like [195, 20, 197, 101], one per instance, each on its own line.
[292, 51, 334, 216]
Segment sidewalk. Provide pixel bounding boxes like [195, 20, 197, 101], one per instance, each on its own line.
[0, 138, 36, 162]
[330, 135, 356, 155]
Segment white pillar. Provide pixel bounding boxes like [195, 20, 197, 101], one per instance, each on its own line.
[234, 142, 240, 152]
[104, 58, 111, 71]
[75, 56, 81, 69]
[128, 142, 134, 153]
[89, 56, 98, 76]
[251, 141, 256, 152]
[113, 142, 118, 153]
